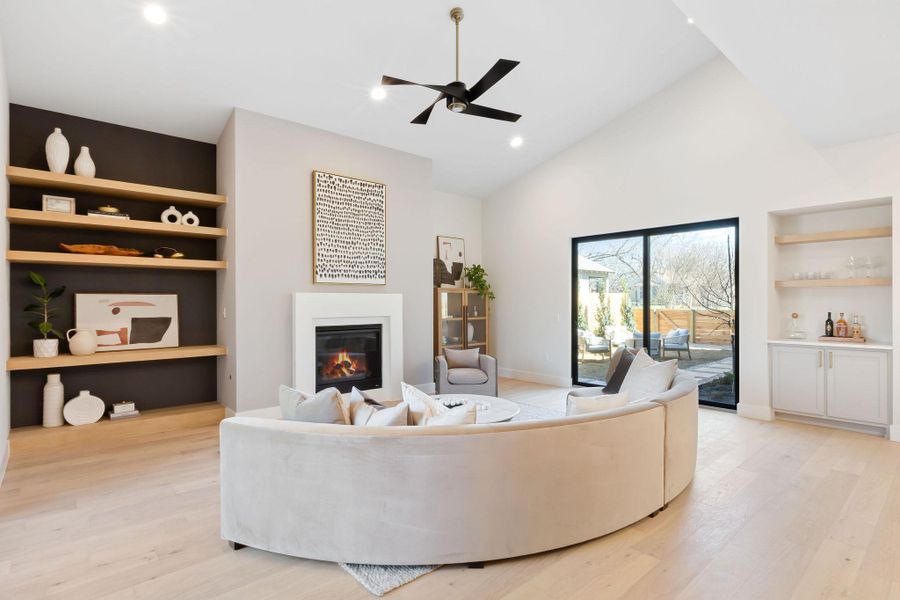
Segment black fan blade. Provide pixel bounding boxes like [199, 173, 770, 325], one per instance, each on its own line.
[411, 94, 446, 125]
[461, 103, 521, 122]
[466, 59, 519, 102]
[381, 75, 466, 101]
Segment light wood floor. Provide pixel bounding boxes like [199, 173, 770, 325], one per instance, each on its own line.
[2, 379, 900, 599]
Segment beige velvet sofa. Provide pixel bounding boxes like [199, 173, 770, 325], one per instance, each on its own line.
[219, 372, 698, 565]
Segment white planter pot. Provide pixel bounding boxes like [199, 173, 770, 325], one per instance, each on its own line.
[33, 338, 59, 358]
[43, 373, 65, 428]
[45, 127, 70, 173]
[74, 146, 96, 178]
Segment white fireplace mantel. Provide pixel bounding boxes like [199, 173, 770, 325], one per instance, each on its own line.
[292, 292, 403, 402]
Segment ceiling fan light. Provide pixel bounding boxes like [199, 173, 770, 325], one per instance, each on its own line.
[448, 100, 467, 113]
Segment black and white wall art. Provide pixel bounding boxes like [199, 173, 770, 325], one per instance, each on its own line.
[313, 170, 387, 285]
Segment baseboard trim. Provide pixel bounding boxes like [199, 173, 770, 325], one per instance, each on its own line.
[0, 440, 9, 489]
[224, 407, 236, 418]
[776, 411, 888, 438]
[498, 367, 572, 388]
[737, 403, 774, 421]
[890, 425, 900, 443]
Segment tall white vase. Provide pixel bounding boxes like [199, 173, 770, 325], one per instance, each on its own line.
[43, 373, 65, 428]
[74, 146, 96, 178]
[45, 127, 70, 173]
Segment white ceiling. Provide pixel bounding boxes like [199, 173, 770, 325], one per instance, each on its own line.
[674, 0, 900, 147]
[0, 1, 716, 197]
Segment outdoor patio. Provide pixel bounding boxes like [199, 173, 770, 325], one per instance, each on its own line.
[577, 342, 733, 383]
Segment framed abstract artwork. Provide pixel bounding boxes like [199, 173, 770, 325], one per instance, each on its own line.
[74, 293, 179, 352]
[435, 236, 465, 287]
[312, 170, 386, 285]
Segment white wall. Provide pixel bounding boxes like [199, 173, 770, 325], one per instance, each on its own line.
[0, 35, 10, 482]
[215, 112, 237, 413]
[432, 190, 483, 267]
[483, 56, 900, 430]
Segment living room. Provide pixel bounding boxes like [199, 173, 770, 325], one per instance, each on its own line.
[1, 2, 899, 598]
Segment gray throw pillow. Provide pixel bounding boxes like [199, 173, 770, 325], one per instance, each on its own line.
[444, 348, 480, 369]
[279, 385, 349, 424]
[603, 349, 635, 393]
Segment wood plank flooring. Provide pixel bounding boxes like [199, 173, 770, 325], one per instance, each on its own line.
[2, 381, 899, 599]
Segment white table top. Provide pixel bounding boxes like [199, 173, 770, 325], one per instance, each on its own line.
[435, 394, 521, 424]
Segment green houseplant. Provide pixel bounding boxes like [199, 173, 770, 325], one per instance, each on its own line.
[464, 264, 495, 300]
[25, 271, 65, 358]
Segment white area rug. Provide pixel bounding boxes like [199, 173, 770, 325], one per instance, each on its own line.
[340, 563, 440, 596]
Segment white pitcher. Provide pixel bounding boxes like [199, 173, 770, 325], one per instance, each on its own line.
[67, 328, 98, 356]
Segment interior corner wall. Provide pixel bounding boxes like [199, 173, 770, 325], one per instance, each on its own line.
[432, 190, 483, 266]
[227, 109, 434, 413]
[482, 55, 893, 418]
[0, 36, 10, 481]
[216, 111, 237, 415]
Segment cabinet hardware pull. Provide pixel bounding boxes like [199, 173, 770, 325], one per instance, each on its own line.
[829, 352, 833, 368]
[818, 351, 823, 367]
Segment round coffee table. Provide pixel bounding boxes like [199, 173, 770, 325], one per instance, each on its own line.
[435, 394, 520, 424]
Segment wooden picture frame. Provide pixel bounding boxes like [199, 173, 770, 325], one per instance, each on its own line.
[42, 194, 76, 214]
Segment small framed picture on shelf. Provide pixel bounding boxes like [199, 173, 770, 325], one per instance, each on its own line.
[42, 194, 75, 214]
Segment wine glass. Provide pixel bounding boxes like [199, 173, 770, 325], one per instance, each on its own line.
[863, 256, 875, 278]
[847, 256, 857, 279]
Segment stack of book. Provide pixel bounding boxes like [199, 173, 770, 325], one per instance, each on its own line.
[109, 401, 140, 420]
[87, 210, 130, 219]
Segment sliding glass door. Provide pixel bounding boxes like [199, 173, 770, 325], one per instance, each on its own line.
[572, 219, 738, 408]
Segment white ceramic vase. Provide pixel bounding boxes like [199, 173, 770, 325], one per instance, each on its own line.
[74, 146, 96, 177]
[67, 328, 98, 356]
[467, 322, 475, 343]
[43, 373, 65, 428]
[182, 211, 199, 226]
[161, 205, 183, 224]
[45, 127, 70, 173]
[33, 338, 59, 358]
[63, 390, 105, 426]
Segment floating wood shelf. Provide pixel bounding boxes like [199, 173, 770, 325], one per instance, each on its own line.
[775, 227, 892, 245]
[7, 345, 227, 371]
[775, 277, 891, 288]
[6, 166, 226, 208]
[7, 250, 226, 270]
[6, 208, 227, 239]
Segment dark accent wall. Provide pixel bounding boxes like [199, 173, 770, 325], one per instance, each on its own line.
[8, 104, 219, 427]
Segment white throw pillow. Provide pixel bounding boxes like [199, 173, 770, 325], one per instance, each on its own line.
[425, 403, 476, 426]
[365, 402, 409, 426]
[401, 381, 446, 425]
[347, 387, 384, 425]
[444, 348, 480, 369]
[619, 358, 678, 403]
[566, 392, 629, 416]
[279, 385, 349, 424]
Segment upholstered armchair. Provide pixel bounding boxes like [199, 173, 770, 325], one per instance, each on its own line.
[661, 328, 692, 359]
[435, 349, 498, 397]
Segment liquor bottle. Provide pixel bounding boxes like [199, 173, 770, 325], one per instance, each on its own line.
[825, 312, 834, 337]
[835, 312, 848, 337]
[851, 314, 863, 339]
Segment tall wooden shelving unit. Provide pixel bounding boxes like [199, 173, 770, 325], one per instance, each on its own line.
[434, 287, 491, 357]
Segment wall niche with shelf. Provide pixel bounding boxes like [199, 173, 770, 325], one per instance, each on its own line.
[7, 104, 224, 427]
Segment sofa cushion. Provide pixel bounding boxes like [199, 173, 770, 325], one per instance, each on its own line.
[620, 356, 678, 402]
[444, 348, 480, 369]
[566, 391, 629, 416]
[347, 387, 386, 425]
[401, 381, 445, 425]
[279, 385, 349, 424]
[603, 348, 636, 393]
[447, 367, 489, 385]
[425, 403, 476, 426]
[365, 402, 409, 426]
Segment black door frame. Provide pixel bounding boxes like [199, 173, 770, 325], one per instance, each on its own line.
[571, 217, 739, 409]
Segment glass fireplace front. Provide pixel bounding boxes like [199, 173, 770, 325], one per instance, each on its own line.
[315, 324, 383, 393]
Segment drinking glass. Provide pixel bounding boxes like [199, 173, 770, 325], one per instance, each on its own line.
[847, 256, 857, 278]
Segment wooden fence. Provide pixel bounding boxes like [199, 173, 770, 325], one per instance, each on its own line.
[632, 308, 733, 345]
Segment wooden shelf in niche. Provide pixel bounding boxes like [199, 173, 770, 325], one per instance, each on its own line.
[774, 277, 891, 288]
[6, 208, 227, 239]
[6, 166, 226, 208]
[7, 250, 226, 271]
[7, 345, 227, 371]
[774, 227, 892, 245]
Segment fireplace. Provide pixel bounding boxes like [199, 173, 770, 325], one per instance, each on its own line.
[315, 324, 383, 393]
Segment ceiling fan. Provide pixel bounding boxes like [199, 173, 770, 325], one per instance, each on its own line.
[381, 7, 521, 125]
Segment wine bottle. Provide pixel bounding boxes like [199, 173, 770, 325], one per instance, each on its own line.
[825, 312, 834, 337]
[835, 312, 848, 337]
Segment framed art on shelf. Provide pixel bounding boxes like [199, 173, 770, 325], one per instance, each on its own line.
[74, 293, 179, 352]
[312, 170, 386, 285]
[42, 194, 76, 214]
[435, 236, 465, 287]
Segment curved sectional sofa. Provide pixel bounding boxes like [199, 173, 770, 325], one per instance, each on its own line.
[219, 371, 698, 565]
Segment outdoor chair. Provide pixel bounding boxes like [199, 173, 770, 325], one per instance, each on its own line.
[631, 331, 661, 357]
[662, 328, 692, 359]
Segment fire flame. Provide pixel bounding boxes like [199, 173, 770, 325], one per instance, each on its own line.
[321, 349, 364, 380]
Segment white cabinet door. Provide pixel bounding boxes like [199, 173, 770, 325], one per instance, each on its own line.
[826, 349, 889, 424]
[771, 346, 825, 415]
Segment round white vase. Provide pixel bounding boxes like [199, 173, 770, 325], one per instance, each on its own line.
[33, 338, 59, 358]
[74, 146, 96, 178]
[63, 390, 105, 426]
[45, 127, 70, 173]
[182, 211, 199, 226]
[43, 373, 65, 428]
[161, 205, 183, 224]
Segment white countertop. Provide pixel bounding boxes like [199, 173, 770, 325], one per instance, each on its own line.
[767, 339, 893, 351]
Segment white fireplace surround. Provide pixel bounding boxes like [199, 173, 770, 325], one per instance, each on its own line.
[293, 292, 403, 403]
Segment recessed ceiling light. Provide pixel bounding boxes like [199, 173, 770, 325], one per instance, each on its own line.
[143, 4, 168, 25]
[509, 136, 524, 149]
[370, 86, 386, 101]
[686, 16, 695, 25]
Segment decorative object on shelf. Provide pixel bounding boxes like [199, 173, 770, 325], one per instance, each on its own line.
[847, 255, 857, 278]
[863, 256, 876, 278]
[59, 243, 144, 256]
[851, 314, 863, 339]
[436, 236, 465, 287]
[87, 208, 130, 219]
[467, 321, 475, 343]
[63, 390, 105, 426]
[182, 211, 200, 226]
[75, 293, 179, 351]
[463, 264, 495, 299]
[109, 401, 140, 420]
[42, 194, 76, 214]
[787, 312, 806, 339]
[153, 246, 185, 259]
[66, 328, 98, 356]
[161, 205, 183, 224]
[42, 373, 65, 428]
[45, 127, 70, 173]
[74, 146, 96, 177]
[98, 205, 121, 214]
[824, 312, 834, 337]
[25, 271, 65, 358]
[313, 170, 386, 285]
[835, 313, 848, 337]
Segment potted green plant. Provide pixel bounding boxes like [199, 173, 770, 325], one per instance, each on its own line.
[25, 271, 65, 358]
[464, 264, 495, 299]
